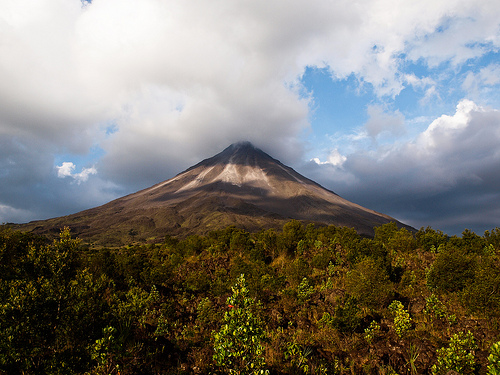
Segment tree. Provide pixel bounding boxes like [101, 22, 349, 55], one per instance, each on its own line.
[0, 228, 111, 374]
[416, 226, 448, 252]
[484, 228, 500, 252]
[213, 274, 268, 375]
[461, 256, 500, 318]
[278, 220, 305, 256]
[426, 245, 475, 292]
[459, 229, 486, 254]
[345, 257, 393, 309]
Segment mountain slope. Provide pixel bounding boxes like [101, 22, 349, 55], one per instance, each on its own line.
[15, 142, 412, 245]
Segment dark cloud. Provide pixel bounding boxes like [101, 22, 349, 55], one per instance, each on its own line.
[1, 0, 500, 235]
[304, 100, 500, 235]
[0, 135, 120, 223]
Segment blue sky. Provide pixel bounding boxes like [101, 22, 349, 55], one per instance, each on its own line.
[300, 47, 500, 234]
[1, 0, 499, 236]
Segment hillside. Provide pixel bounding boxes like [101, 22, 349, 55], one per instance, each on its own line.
[14, 142, 412, 245]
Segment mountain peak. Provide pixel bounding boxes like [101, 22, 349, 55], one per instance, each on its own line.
[218, 141, 265, 159]
[16, 142, 413, 244]
[229, 141, 256, 150]
[195, 141, 274, 170]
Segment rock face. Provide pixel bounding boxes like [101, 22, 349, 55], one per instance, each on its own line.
[17, 142, 411, 245]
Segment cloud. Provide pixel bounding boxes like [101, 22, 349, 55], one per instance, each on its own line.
[1, 0, 500, 231]
[56, 162, 97, 183]
[0, 135, 117, 223]
[306, 99, 500, 235]
[364, 105, 406, 139]
[1, 0, 497, 146]
[0, 204, 33, 224]
[462, 64, 500, 101]
[56, 162, 77, 178]
[311, 149, 347, 167]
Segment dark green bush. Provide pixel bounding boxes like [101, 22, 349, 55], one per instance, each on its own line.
[345, 257, 393, 309]
[462, 256, 500, 318]
[426, 245, 475, 292]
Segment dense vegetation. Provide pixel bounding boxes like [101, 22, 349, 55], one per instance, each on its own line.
[1, 221, 500, 374]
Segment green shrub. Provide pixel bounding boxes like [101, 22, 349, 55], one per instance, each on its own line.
[297, 277, 314, 302]
[311, 248, 334, 270]
[90, 326, 121, 374]
[431, 331, 477, 375]
[416, 227, 448, 252]
[0, 228, 110, 374]
[318, 296, 362, 334]
[346, 257, 393, 309]
[197, 297, 217, 325]
[279, 220, 306, 256]
[459, 229, 486, 254]
[284, 342, 312, 374]
[424, 294, 456, 324]
[364, 321, 381, 344]
[426, 246, 475, 292]
[462, 256, 500, 318]
[332, 296, 362, 333]
[212, 274, 268, 375]
[388, 300, 412, 338]
[375, 223, 416, 253]
[286, 257, 311, 286]
[488, 341, 500, 375]
[484, 228, 500, 252]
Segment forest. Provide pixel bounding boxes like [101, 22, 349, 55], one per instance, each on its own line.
[1, 221, 500, 374]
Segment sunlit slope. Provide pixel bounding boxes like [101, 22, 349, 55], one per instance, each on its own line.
[17, 142, 412, 245]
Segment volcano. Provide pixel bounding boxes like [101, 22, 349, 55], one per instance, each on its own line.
[18, 142, 411, 245]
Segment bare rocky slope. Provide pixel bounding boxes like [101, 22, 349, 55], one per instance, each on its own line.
[15, 142, 413, 245]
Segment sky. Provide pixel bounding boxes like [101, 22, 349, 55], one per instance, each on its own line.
[1, 0, 499, 236]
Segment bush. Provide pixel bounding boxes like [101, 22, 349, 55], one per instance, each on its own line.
[461, 256, 500, 318]
[424, 294, 456, 324]
[488, 341, 500, 375]
[416, 227, 448, 252]
[345, 257, 393, 309]
[375, 222, 416, 253]
[426, 246, 475, 292]
[460, 229, 486, 254]
[0, 228, 109, 374]
[278, 220, 306, 256]
[388, 300, 412, 338]
[364, 321, 381, 344]
[297, 277, 314, 302]
[212, 274, 268, 375]
[431, 331, 477, 375]
[331, 295, 362, 334]
[286, 257, 311, 286]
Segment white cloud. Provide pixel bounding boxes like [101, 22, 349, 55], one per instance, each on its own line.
[56, 162, 76, 178]
[306, 99, 500, 234]
[407, 2, 500, 67]
[56, 162, 97, 184]
[364, 105, 406, 139]
[462, 64, 500, 101]
[419, 86, 441, 106]
[0, 0, 500, 231]
[404, 74, 435, 89]
[1, 0, 498, 148]
[363, 99, 500, 194]
[311, 149, 347, 167]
